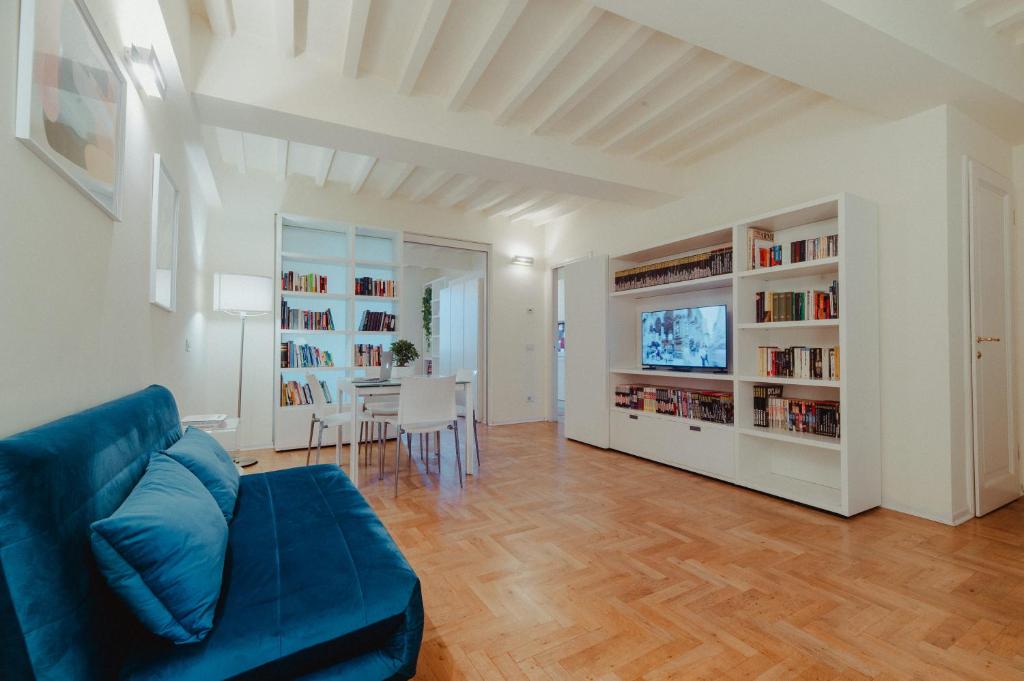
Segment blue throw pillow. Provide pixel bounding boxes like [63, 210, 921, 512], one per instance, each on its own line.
[90, 453, 228, 644]
[164, 427, 240, 522]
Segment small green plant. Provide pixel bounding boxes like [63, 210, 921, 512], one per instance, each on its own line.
[422, 286, 432, 352]
[390, 339, 420, 367]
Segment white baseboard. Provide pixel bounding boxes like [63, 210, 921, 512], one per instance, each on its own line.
[487, 416, 548, 426]
[881, 500, 959, 525]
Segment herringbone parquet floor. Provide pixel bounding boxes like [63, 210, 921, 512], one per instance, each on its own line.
[247, 421, 1024, 680]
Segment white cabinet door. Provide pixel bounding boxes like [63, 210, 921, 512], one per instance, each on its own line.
[564, 256, 609, 448]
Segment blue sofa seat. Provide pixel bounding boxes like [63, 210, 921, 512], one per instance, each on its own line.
[0, 386, 422, 680]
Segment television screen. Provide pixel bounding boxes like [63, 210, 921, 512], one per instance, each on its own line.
[641, 305, 728, 369]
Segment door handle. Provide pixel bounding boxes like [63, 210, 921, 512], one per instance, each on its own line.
[976, 336, 1001, 343]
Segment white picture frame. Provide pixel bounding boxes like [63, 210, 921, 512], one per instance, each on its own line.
[149, 154, 180, 312]
[15, 0, 127, 220]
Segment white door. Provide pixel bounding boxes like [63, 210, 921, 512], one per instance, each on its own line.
[564, 256, 609, 448]
[968, 160, 1019, 516]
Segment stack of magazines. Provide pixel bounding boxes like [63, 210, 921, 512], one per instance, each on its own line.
[181, 414, 228, 430]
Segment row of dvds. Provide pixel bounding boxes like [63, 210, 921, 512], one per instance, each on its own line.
[614, 384, 734, 424]
[753, 384, 839, 438]
[614, 246, 733, 292]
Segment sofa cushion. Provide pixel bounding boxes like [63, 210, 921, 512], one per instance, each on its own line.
[90, 453, 228, 645]
[163, 427, 240, 522]
[0, 386, 183, 680]
[121, 465, 423, 680]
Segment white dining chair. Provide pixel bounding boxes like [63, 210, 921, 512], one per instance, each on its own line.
[305, 373, 357, 468]
[358, 367, 399, 479]
[378, 375, 460, 496]
[455, 368, 481, 468]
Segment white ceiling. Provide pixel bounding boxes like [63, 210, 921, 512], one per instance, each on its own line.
[205, 126, 591, 225]
[191, 0, 823, 204]
[956, 0, 1024, 45]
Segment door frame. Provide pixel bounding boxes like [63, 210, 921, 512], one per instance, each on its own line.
[963, 157, 1019, 516]
[404, 233, 490, 424]
[548, 255, 591, 422]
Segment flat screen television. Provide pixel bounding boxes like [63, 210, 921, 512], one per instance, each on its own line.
[641, 304, 728, 370]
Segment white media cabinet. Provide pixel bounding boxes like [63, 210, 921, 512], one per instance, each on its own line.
[607, 194, 879, 516]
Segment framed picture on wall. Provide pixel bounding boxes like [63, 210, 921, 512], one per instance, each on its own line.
[15, 0, 127, 220]
[149, 155, 180, 311]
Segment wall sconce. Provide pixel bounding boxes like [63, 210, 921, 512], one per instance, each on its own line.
[511, 255, 534, 266]
[125, 45, 166, 99]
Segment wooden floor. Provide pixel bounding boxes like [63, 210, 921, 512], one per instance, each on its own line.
[247, 422, 1024, 680]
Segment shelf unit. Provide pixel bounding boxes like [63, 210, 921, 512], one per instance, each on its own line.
[606, 193, 879, 516]
[274, 215, 403, 451]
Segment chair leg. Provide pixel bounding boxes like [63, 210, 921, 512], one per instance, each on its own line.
[379, 422, 386, 481]
[452, 421, 463, 488]
[336, 425, 343, 467]
[473, 410, 480, 467]
[306, 417, 317, 466]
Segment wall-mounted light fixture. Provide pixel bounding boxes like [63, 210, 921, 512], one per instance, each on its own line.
[125, 45, 166, 99]
[511, 255, 534, 266]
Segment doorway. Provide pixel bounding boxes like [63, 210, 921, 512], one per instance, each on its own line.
[402, 239, 487, 421]
[552, 267, 566, 424]
[967, 159, 1019, 516]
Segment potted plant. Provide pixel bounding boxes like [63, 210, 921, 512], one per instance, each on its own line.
[390, 339, 420, 368]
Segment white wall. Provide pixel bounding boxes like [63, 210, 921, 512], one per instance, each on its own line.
[545, 101, 1016, 524]
[205, 170, 548, 449]
[0, 0, 211, 436]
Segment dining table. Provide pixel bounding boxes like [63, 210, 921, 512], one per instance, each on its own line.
[338, 376, 476, 485]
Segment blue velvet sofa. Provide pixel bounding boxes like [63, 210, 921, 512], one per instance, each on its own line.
[0, 386, 423, 680]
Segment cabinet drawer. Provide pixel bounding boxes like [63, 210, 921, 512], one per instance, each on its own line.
[610, 410, 735, 481]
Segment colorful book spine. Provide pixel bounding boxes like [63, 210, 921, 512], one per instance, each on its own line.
[613, 246, 733, 292]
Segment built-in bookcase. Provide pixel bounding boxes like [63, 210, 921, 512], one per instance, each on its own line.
[607, 194, 879, 516]
[274, 214, 403, 451]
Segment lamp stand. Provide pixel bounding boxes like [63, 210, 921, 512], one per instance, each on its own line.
[233, 312, 258, 468]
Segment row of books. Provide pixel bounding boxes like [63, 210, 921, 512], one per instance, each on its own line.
[281, 271, 328, 293]
[791, 235, 838, 263]
[280, 342, 335, 369]
[281, 301, 336, 330]
[614, 384, 734, 424]
[756, 345, 839, 381]
[354, 277, 396, 297]
[353, 344, 383, 367]
[280, 377, 334, 407]
[747, 227, 840, 269]
[358, 310, 397, 332]
[752, 385, 839, 438]
[613, 246, 733, 292]
[754, 281, 838, 322]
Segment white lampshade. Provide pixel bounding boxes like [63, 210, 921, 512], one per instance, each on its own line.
[213, 273, 273, 314]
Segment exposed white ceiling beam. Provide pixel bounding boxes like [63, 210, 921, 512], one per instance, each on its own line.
[275, 0, 304, 57]
[448, 0, 528, 111]
[956, 0, 1001, 12]
[314, 147, 335, 187]
[603, 59, 743, 152]
[343, 0, 371, 78]
[493, 5, 604, 126]
[398, 0, 452, 95]
[203, 0, 236, 36]
[665, 89, 818, 166]
[436, 176, 488, 207]
[380, 163, 416, 198]
[484, 189, 531, 215]
[635, 73, 774, 158]
[409, 170, 456, 202]
[277, 139, 290, 179]
[507, 192, 562, 220]
[350, 155, 377, 193]
[529, 196, 591, 226]
[986, 4, 1024, 32]
[466, 184, 518, 212]
[531, 24, 652, 135]
[569, 44, 701, 144]
[489, 190, 548, 217]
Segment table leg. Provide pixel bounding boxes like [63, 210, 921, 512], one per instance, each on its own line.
[465, 382, 476, 476]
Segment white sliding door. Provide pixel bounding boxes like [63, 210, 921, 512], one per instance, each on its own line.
[564, 256, 609, 448]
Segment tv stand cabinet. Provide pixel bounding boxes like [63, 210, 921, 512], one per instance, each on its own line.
[606, 193, 879, 517]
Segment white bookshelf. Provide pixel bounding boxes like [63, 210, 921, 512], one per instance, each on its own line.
[606, 193, 879, 516]
[274, 215, 403, 451]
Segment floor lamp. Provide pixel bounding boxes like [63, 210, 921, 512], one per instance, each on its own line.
[214, 273, 273, 467]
